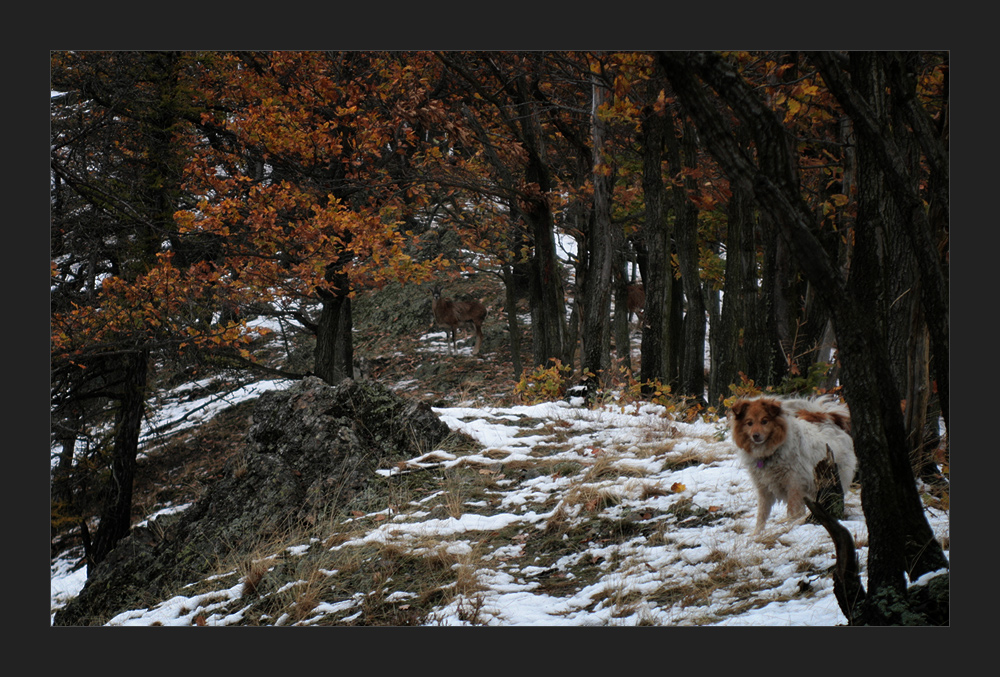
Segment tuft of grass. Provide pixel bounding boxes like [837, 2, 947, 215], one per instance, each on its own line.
[562, 484, 623, 514]
[580, 454, 622, 482]
[637, 481, 669, 500]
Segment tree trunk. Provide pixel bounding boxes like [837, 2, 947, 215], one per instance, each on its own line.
[580, 75, 615, 386]
[759, 211, 793, 384]
[638, 89, 676, 391]
[90, 349, 149, 566]
[834, 53, 949, 582]
[313, 290, 354, 384]
[666, 112, 706, 403]
[501, 262, 525, 379]
[711, 170, 769, 401]
[613, 262, 632, 372]
[496, 73, 568, 370]
[525, 204, 568, 369]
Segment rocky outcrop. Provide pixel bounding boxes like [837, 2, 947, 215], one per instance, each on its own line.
[54, 377, 459, 626]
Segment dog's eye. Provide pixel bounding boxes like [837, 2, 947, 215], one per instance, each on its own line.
[760, 419, 768, 424]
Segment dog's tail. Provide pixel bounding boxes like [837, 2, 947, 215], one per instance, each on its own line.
[782, 395, 851, 433]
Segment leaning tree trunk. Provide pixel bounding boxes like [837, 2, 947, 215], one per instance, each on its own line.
[810, 51, 949, 433]
[833, 51, 949, 580]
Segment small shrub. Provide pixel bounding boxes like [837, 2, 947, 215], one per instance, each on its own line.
[722, 372, 764, 410]
[514, 359, 574, 403]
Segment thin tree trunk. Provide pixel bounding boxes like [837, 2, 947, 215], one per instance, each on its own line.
[613, 262, 631, 372]
[713, 170, 768, 398]
[502, 263, 525, 379]
[580, 74, 615, 386]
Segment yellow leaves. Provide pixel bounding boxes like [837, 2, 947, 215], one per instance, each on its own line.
[796, 83, 820, 99]
[593, 161, 614, 178]
[785, 97, 802, 120]
[776, 77, 828, 125]
[670, 482, 686, 493]
[821, 193, 851, 218]
[653, 88, 668, 115]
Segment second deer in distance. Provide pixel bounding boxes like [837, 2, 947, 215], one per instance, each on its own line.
[431, 285, 488, 355]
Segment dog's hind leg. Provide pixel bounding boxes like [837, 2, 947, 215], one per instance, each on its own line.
[786, 486, 808, 521]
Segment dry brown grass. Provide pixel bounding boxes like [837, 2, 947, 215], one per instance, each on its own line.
[239, 558, 271, 598]
[580, 454, 622, 482]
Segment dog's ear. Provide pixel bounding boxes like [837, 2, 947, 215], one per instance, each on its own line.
[730, 400, 747, 418]
[762, 399, 783, 419]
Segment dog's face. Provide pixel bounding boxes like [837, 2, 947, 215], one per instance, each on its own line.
[731, 398, 787, 451]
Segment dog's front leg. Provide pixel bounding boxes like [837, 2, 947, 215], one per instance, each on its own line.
[754, 488, 775, 536]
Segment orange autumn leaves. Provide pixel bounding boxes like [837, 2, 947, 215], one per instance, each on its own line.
[51, 252, 268, 364]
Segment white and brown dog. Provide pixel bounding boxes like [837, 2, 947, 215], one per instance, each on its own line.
[729, 395, 856, 535]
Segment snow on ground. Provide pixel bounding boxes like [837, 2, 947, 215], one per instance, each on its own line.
[50, 371, 950, 626]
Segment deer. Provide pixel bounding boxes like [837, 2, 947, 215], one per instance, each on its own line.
[430, 286, 488, 355]
[626, 282, 645, 326]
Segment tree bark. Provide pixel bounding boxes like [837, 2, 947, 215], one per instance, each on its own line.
[638, 88, 676, 391]
[613, 261, 632, 372]
[516, 87, 568, 369]
[525, 202, 568, 368]
[313, 259, 354, 384]
[665, 112, 706, 402]
[711, 162, 770, 402]
[313, 293, 354, 384]
[580, 75, 615, 386]
[501, 262, 525, 379]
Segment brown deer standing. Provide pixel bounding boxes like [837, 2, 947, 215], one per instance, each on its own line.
[431, 286, 488, 355]
[626, 282, 645, 325]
